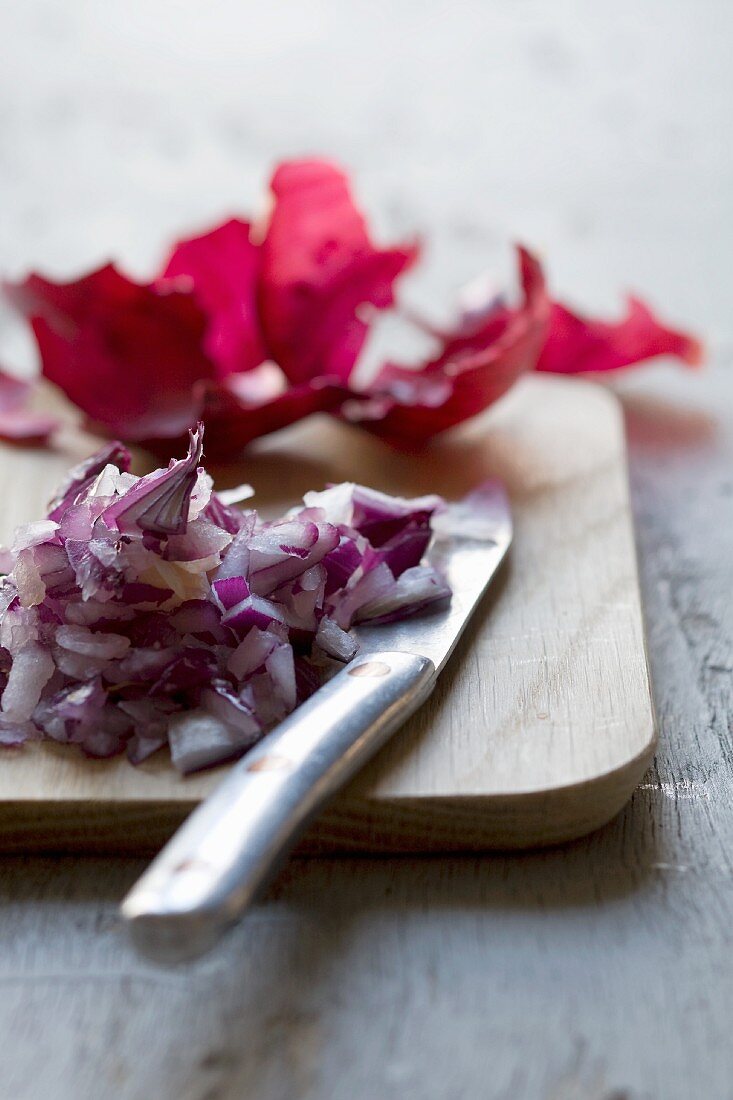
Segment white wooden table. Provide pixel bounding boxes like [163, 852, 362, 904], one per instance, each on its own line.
[1, 4, 731, 1097]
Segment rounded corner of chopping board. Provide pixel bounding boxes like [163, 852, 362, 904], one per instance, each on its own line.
[303, 729, 658, 853]
[301, 373, 657, 852]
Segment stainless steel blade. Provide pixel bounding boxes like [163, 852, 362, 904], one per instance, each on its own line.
[351, 479, 512, 673]
[123, 480, 512, 961]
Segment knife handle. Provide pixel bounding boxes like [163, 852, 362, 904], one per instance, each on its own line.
[122, 650, 435, 963]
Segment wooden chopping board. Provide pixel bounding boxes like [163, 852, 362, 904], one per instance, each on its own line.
[0, 375, 656, 852]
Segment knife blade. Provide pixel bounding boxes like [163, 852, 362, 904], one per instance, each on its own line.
[122, 481, 512, 963]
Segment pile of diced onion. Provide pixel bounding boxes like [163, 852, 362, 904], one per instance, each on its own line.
[0, 427, 454, 772]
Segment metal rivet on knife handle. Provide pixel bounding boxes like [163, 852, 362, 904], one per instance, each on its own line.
[348, 661, 391, 678]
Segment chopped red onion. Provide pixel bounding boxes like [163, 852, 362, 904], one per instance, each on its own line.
[168, 710, 256, 774]
[314, 616, 358, 662]
[0, 425, 500, 772]
[352, 564, 451, 624]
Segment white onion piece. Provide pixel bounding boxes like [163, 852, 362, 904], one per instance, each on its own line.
[217, 483, 255, 506]
[12, 520, 59, 553]
[169, 710, 256, 774]
[227, 627, 283, 680]
[300, 482, 355, 525]
[89, 464, 126, 498]
[14, 550, 46, 608]
[329, 561, 396, 630]
[315, 616, 358, 661]
[265, 643, 297, 712]
[188, 469, 215, 518]
[354, 565, 451, 624]
[1, 643, 54, 722]
[432, 483, 504, 542]
[56, 625, 131, 660]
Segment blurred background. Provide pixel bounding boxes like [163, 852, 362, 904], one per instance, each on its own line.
[1, 1, 728, 354]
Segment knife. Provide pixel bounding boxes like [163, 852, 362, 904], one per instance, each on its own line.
[122, 481, 512, 963]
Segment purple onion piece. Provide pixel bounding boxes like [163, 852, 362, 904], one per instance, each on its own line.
[103, 425, 204, 536]
[47, 441, 132, 520]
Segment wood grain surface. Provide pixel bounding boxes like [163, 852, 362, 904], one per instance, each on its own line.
[0, 375, 655, 851]
[1, 3, 730, 1098]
